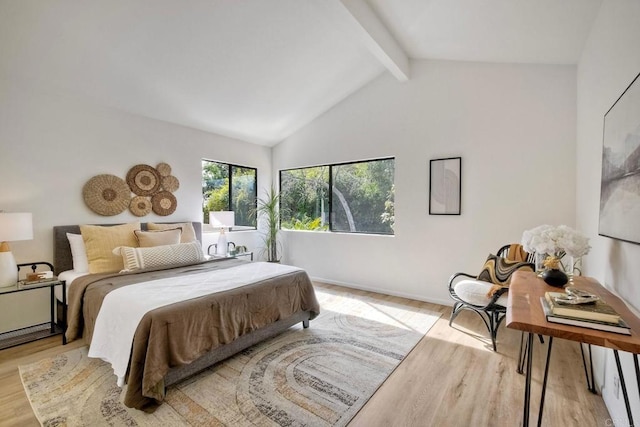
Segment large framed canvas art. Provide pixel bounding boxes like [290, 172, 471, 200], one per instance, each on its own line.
[599, 71, 640, 244]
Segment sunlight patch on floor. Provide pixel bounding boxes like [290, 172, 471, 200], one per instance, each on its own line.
[314, 289, 440, 334]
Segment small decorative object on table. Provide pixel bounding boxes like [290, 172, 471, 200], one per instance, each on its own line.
[23, 271, 57, 287]
[559, 287, 600, 304]
[539, 255, 568, 287]
[521, 224, 591, 286]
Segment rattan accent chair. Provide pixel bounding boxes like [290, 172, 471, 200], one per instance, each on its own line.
[448, 244, 535, 351]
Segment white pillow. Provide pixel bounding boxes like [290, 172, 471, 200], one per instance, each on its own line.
[113, 241, 205, 272]
[66, 233, 89, 273]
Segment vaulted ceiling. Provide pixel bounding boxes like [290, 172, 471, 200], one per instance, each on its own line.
[1, 0, 602, 146]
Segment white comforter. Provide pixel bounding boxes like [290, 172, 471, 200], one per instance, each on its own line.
[88, 261, 302, 387]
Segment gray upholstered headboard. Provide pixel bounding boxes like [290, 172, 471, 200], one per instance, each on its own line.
[52, 222, 202, 275]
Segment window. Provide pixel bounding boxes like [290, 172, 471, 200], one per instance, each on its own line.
[280, 166, 330, 231]
[202, 160, 257, 229]
[280, 158, 395, 235]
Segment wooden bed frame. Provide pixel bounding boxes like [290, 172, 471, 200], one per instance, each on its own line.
[52, 222, 312, 392]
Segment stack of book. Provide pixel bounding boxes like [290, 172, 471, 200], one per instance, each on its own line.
[540, 291, 631, 335]
[20, 276, 58, 288]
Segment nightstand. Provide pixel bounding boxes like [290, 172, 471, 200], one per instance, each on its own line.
[0, 262, 67, 350]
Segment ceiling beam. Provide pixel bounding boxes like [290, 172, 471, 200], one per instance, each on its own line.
[336, 0, 410, 81]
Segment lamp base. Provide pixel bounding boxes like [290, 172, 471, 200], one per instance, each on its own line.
[216, 230, 228, 257]
[0, 251, 18, 287]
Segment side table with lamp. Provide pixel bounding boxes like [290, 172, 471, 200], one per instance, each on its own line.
[0, 213, 67, 349]
[207, 211, 254, 260]
[209, 210, 235, 257]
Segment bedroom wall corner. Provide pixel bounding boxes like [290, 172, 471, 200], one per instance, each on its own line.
[273, 59, 577, 304]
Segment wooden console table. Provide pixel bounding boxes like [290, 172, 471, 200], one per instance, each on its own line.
[506, 271, 640, 426]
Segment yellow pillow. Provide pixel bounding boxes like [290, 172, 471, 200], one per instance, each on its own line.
[80, 222, 141, 273]
[147, 222, 197, 243]
[134, 228, 182, 247]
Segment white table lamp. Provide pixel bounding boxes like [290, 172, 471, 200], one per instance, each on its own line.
[209, 211, 235, 256]
[0, 212, 33, 287]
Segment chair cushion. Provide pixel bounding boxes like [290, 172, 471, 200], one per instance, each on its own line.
[454, 279, 508, 307]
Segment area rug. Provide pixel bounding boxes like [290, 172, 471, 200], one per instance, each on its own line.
[19, 288, 441, 426]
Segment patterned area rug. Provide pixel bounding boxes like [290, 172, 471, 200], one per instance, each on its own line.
[20, 287, 441, 426]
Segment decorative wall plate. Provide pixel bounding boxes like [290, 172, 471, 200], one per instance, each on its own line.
[151, 191, 177, 216]
[156, 162, 172, 177]
[126, 164, 161, 196]
[129, 196, 152, 217]
[161, 175, 180, 192]
[83, 174, 131, 216]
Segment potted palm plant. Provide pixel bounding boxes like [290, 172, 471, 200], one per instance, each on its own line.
[256, 186, 281, 262]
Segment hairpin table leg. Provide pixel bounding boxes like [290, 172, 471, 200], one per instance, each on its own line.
[523, 332, 534, 427]
[613, 350, 634, 427]
[537, 337, 554, 427]
[580, 343, 596, 393]
[517, 332, 526, 374]
[634, 354, 640, 401]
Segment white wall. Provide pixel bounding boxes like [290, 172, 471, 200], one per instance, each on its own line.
[0, 79, 270, 332]
[274, 59, 577, 305]
[577, 0, 640, 422]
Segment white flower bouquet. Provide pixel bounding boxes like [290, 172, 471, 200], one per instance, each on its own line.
[521, 225, 591, 271]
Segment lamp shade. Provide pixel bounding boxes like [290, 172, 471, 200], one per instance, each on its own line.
[0, 213, 33, 287]
[0, 212, 33, 242]
[209, 211, 235, 228]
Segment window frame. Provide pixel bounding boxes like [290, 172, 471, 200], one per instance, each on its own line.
[202, 159, 258, 230]
[279, 156, 395, 236]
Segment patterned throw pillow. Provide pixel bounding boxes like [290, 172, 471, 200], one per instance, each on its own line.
[114, 241, 205, 272]
[477, 254, 534, 286]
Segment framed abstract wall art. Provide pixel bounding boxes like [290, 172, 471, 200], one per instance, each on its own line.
[429, 157, 461, 215]
[599, 71, 640, 244]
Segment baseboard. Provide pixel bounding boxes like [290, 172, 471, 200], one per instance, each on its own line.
[310, 276, 454, 307]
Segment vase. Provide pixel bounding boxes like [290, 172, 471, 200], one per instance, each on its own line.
[563, 255, 575, 282]
[534, 252, 547, 273]
[541, 268, 568, 288]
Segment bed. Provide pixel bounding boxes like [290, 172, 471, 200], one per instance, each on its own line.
[53, 222, 320, 411]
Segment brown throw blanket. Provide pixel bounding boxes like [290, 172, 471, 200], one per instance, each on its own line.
[486, 244, 531, 298]
[506, 244, 529, 263]
[66, 258, 320, 411]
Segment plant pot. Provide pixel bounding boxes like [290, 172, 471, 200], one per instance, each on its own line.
[541, 268, 568, 288]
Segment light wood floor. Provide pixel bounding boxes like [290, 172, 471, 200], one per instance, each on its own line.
[0, 283, 611, 427]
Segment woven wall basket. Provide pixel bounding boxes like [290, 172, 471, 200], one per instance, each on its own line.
[82, 174, 131, 216]
[126, 164, 161, 196]
[161, 175, 180, 192]
[151, 191, 177, 216]
[129, 196, 152, 217]
[156, 162, 172, 177]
